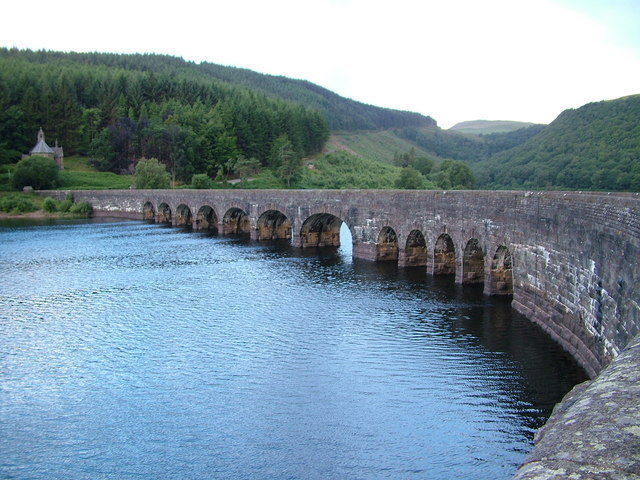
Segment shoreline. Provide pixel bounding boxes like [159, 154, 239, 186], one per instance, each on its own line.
[0, 210, 93, 220]
[0, 210, 53, 219]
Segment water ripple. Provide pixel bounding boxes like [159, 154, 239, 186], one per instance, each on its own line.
[0, 219, 587, 480]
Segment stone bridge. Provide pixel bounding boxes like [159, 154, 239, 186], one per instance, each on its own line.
[57, 188, 639, 378]
[46, 188, 640, 477]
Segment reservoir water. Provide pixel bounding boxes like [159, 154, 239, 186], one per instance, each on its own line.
[0, 218, 587, 479]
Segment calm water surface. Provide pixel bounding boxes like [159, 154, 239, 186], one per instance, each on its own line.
[0, 218, 587, 480]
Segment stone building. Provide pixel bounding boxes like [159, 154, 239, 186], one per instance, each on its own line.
[25, 128, 64, 169]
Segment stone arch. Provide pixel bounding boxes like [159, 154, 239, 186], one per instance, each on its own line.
[434, 233, 456, 275]
[195, 205, 218, 233]
[376, 226, 399, 262]
[299, 213, 343, 248]
[157, 202, 172, 224]
[175, 204, 193, 227]
[490, 245, 514, 295]
[463, 238, 484, 284]
[256, 209, 291, 241]
[222, 208, 250, 235]
[143, 201, 155, 221]
[403, 229, 428, 267]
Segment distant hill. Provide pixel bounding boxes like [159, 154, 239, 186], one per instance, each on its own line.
[473, 95, 640, 191]
[449, 120, 537, 135]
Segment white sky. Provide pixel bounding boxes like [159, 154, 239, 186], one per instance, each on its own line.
[2, 0, 639, 128]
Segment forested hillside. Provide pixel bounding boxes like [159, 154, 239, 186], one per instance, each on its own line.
[193, 63, 436, 131]
[473, 95, 640, 191]
[0, 48, 336, 181]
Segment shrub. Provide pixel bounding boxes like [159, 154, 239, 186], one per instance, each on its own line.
[237, 170, 284, 189]
[396, 167, 426, 189]
[43, 197, 57, 213]
[12, 156, 60, 190]
[69, 200, 93, 216]
[57, 199, 73, 212]
[133, 158, 171, 189]
[191, 173, 213, 189]
[0, 194, 37, 213]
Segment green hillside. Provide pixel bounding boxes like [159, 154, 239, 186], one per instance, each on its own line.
[449, 120, 537, 135]
[1, 48, 637, 193]
[0, 48, 434, 133]
[0, 48, 331, 182]
[0, 47, 438, 189]
[474, 95, 640, 191]
[328, 130, 437, 164]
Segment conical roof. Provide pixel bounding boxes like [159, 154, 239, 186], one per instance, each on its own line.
[30, 128, 54, 155]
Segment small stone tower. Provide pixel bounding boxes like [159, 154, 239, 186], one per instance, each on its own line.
[27, 128, 64, 169]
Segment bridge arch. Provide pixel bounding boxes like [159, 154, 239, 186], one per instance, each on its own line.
[143, 201, 155, 221]
[433, 233, 456, 275]
[462, 238, 484, 284]
[299, 213, 343, 248]
[402, 229, 428, 267]
[175, 204, 193, 227]
[489, 245, 513, 295]
[195, 205, 218, 233]
[256, 209, 291, 241]
[376, 226, 399, 262]
[222, 207, 250, 235]
[157, 202, 172, 224]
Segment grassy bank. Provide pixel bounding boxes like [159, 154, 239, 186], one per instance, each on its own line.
[0, 192, 93, 218]
[59, 156, 132, 190]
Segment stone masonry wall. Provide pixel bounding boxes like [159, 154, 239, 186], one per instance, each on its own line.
[513, 333, 640, 479]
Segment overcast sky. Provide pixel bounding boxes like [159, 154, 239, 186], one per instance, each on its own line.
[2, 0, 639, 128]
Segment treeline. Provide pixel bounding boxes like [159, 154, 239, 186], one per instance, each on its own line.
[0, 48, 329, 181]
[474, 95, 640, 191]
[392, 148, 475, 190]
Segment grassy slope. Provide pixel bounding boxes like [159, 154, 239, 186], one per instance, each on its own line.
[0, 156, 132, 192]
[59, 157, 132, 189]
[328, 130, 439, 164]
[300, 152, 400, 189]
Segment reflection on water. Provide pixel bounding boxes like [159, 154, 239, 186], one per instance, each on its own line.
[0, 219, 587, 480]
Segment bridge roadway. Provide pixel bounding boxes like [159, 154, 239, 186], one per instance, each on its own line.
[44, 188, 640, 478]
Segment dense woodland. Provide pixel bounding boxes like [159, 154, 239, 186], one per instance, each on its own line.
[192, 63, 436, 131]
[0, 48, 331, 181]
